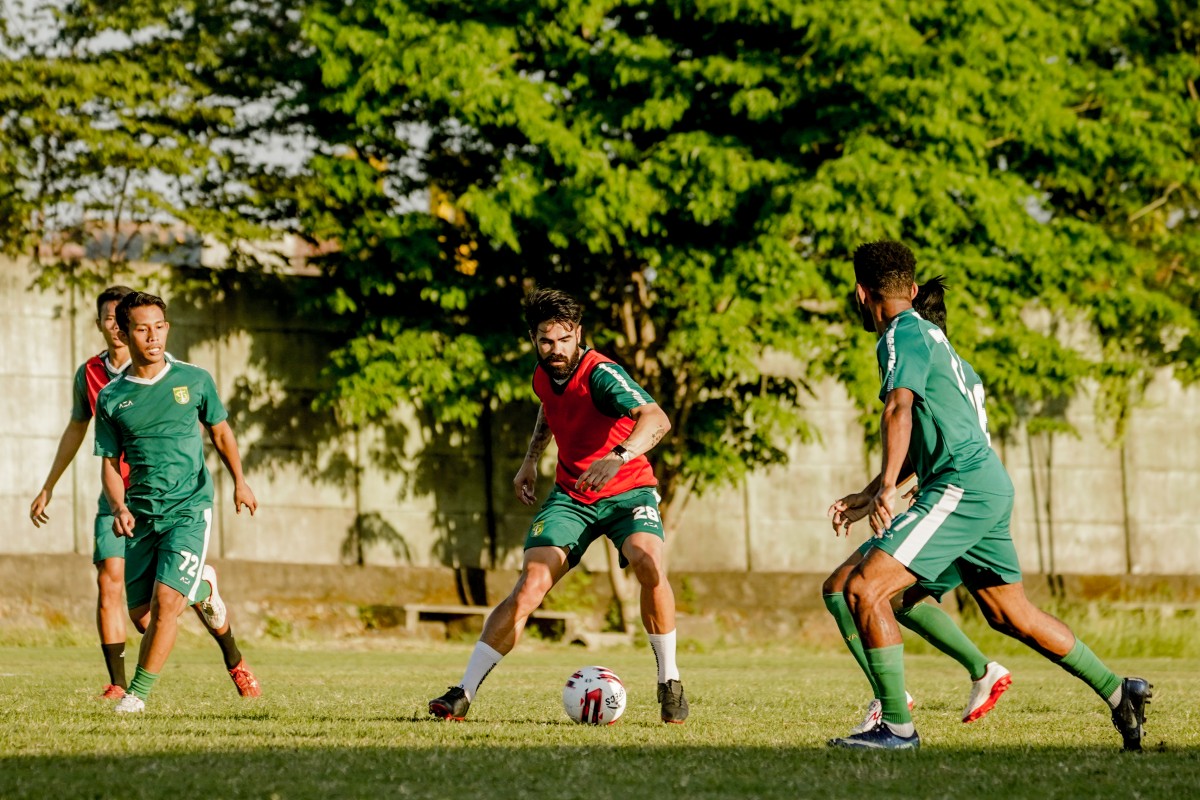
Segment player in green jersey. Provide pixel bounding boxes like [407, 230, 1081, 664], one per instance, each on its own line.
[823, 277, 1011, 735]
[94, 292, 261, 712]
[828, 241, 1150, 751]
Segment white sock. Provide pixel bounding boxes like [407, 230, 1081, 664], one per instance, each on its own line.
[884, 720, 916, 738]
[459, 641, 503, 702]
[646, 630, 680, 683]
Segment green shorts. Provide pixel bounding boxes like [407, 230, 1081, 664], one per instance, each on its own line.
[868, 483, 1022, 591]
[93, 513, 126, 563]
[855, 537, 962, 600]
[525, 486, 665, 569]
[123, 507, 213, 609]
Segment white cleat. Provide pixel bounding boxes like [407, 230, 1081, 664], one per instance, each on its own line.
[850, 691, 915, 735]
[114, 694, 145, 714]
[196, 564, 228, 630]
[963, 661, 1012, 723]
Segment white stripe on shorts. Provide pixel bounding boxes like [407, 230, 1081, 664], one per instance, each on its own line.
[188, 507, 213, 603]
[891, 485, 965, 567]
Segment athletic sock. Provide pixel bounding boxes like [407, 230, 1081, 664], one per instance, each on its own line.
[1056, 638, 1123, 706]
[212, 628, 243, 670]
[459, 641, 503, 702]
[866, 644, 912, 725]
[896, 602, 990, 681]
[823, 593, 880, 697]
[646, 630, 681, 683]
[102, 642, 127, 689]
[127, 665, 159, 701]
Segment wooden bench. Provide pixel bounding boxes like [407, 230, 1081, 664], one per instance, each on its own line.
[1088, 601, 1200, 620]
[402, 603, 581, 641]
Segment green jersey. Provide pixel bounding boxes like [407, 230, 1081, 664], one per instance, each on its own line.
[876, 309, 1011, 494]
[94, 361, 228, 518]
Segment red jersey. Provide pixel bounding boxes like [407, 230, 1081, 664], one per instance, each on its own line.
[533, 349, 657, 504]
[72, 352, 132, 488]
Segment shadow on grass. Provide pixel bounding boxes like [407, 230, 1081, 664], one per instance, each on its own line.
[0, 742, 1195, 800]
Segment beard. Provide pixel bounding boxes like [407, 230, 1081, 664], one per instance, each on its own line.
[539, 347, 583, 380]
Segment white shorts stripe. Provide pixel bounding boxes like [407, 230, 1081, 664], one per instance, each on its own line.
[891, 485, 965, 566]
[188, 507, 213, 603]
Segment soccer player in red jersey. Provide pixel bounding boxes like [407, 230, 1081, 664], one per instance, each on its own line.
[430, 288, 687, 723]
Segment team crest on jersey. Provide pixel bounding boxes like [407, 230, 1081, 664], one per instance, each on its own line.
[530, 521, 544, 537]
[173, 386, 190, 405]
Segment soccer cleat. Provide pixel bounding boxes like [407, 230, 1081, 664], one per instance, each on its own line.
[658, 679, 689, 724]
[429, 686, 470, 721]
[1111, 676, 1152, 752]
[851, 692, 915, 735]
[114, 694, 145, 714]
[828, 721, 920, 750]
[99, 684, 126, 700]
[962, 661, 1012, 723]
[229, 659, 262, 697]
[196, 564, 228, 630]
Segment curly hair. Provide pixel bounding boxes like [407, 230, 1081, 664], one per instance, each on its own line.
[914, 275, 948, 334]
[522, 288, 583, 333]
[853, 241, 916, 299]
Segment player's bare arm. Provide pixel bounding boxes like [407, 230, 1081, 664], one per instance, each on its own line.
[869, 387, 916, 534]
[207, 420, 257, 515]
[30, 419, 90, 527]
[575, 402, 671, 494]
[514, 406, 553, 506]
[101, 456, 136, 537]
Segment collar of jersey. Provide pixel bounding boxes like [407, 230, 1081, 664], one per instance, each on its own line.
[102, 353, 132, 376]
[123, 361, 173, 386]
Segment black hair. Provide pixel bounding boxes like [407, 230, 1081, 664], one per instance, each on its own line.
[853, 241, 916, 299]
[914, 275, 948, 335]
[96, 285, 135, 321]
[523, 288, 583, 333]
[115, 291, 167, 334]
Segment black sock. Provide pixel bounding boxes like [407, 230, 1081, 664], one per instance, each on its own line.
[102, 642, 127, 689]
[213, 629, 243, 670]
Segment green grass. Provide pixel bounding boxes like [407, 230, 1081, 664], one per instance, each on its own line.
[0, 642, 1195, 799]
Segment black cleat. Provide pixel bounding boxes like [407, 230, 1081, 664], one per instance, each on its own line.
[1111, 677, 1152, 751]
[828, 722, 921, 750]
[658, 679, 689, 724]
[429, 686, 470, 721]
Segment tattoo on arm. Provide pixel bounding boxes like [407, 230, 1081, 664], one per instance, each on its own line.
[526, 408, 552, 460]
[645, 424, 666, 450]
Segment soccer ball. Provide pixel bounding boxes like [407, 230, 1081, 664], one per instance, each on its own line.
[562, 665, 627, 725]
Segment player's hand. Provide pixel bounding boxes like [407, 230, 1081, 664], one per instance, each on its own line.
[575, 453, 622, 494]
[30, 489, 52, 528]
[112, 507, 136, 538]
[234, 481, 257, 516]
[828, 492, 871, 536]
[903, 483, 919, 509]
[868, 485, 898, 536]
[513, 460, 538, 506]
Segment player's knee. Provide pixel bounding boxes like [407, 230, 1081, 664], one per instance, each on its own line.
[511, 574, 552, 614]
[843, 572, 883, 616]
[627, 549, 664, 587]
[822, 567, 850, 596]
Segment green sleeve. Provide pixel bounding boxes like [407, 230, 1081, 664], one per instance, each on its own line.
[197, 368, 228, 426]
[589, 361, 656, 418]
[93, 397, 121, 458]
[69, 363, 91, 422]
[877, 318, 931, 402]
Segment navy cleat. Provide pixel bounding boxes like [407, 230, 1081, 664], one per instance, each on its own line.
[828, 722, 920, 750]
[429, 686, 470, 721]
[658, 679, 689, 724]
[1111, 677, 1152, 752]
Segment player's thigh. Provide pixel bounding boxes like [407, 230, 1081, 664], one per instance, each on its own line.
[153, 508, 214, 604]
[524, 488, 597, 569]
[597, 487, 665, 569]
[848, 545, 920, 602]
[872, 483, 1006, 586]
[93, 512, 126, 564]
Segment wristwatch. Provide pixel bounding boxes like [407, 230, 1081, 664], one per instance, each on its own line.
[610, 445, 633, 464]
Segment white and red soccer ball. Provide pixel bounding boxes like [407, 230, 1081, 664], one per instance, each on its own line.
[562, 666, 626, 725]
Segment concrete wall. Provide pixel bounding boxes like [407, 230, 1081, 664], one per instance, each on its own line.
[4, 260, 1199, 575]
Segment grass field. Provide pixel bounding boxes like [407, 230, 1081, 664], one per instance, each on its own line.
[0, 641, 1196, 799]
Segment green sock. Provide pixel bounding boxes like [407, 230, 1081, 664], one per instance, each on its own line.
[823, 594, 880, 697]
[128, 665, 160, 701]
[865, 644, 911, 725]
[1057, 638, 1122, 702]
[896, 602, 990, 681]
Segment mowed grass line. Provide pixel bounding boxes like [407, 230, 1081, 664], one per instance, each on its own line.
[0, 644, 1195, 799]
